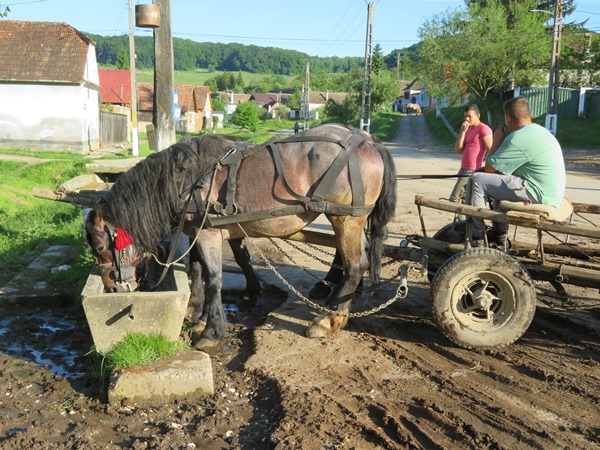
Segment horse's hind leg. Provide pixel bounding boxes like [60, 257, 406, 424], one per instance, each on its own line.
[228, 238, 262, 309]
[308, 249, 364, 300]
[306, 216, 368, 338]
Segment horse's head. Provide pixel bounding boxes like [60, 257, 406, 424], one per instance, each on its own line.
[85, 206, 143, 293]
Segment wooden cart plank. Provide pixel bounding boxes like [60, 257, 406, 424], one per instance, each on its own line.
[415, 195, 600, 240]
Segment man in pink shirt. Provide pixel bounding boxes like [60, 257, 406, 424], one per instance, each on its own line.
[450, 104, 493, 219]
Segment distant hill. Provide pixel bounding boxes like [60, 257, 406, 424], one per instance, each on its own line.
[88, 34, 365, 76]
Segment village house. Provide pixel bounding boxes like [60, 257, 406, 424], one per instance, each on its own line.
[0, 21, 100, 153]
[290, 91, 349, 120]
[137, 82, 213, 133]
[250, 92, 291, 118]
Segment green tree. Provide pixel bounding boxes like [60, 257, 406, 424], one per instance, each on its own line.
[212, 98, 224, 112]
[275, 104, 289, 120]
[323, 95, 360, 125]
[232, 101, 260, 131]
[416, 0, 548, 111]
[236, 71, 245, 90]
[370, 70, 400, 111]
[372, 44, 386, 75]
[116, 48, 129, 70]
[288, 90, 302, 110]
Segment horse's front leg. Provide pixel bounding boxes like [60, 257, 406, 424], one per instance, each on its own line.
[306, 216, 369, 339]
[228, 238, 262, 309]
[191, 230, 228, 353]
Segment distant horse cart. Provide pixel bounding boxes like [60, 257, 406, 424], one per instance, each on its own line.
[35, 125, 600, 351]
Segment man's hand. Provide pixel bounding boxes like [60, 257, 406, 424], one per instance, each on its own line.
[460, 120, 470, 133]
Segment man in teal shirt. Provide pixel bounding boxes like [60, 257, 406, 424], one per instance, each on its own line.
[466, 96, 566, 244]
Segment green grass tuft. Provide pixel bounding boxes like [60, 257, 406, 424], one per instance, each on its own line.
[107, 333, 189, 369]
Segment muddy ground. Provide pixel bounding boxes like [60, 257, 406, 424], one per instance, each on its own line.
[1, 116, 599, 449]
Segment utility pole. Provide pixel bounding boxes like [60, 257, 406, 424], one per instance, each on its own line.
[359, 2, 374, 133]
[153, 0, 175, 151]
[128, 0, 139, 156]
[302, 60, 310, 131]
[545, 0, 563, 135]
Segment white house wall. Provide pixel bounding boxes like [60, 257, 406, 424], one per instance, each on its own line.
[85, 45, 100, 86]
[0, 83, 100, 153]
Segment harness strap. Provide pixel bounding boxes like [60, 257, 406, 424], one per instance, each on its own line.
[218, 158, 241, 215]
[311, 132, 366, 204]
[269, 143, 312, 204]
[185, 202, 375, 228]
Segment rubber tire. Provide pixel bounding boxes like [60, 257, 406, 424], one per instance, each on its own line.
[432, 220, 467, 244]
[427, 220, 467, 281]
[430, 247, 536, 350]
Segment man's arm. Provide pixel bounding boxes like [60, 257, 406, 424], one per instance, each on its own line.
[484, 126, 506, 173]
[454, 121, 469, 153]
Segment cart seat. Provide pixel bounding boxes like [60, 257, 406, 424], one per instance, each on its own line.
[498, 197, 573, 222]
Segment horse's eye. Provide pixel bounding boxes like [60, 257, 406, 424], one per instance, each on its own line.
[97, 245, 105, 252]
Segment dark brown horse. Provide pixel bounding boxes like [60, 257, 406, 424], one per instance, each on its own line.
[85, 124, 397, 350]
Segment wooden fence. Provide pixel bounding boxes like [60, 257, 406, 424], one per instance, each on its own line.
[100, 111, 128, 147]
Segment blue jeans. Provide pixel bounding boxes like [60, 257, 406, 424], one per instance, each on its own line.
[466, 172, 535, 236]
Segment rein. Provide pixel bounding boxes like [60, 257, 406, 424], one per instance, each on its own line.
[396, 174, 460, 180]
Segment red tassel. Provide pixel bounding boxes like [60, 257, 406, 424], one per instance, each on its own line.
[114, 227, 132, 251]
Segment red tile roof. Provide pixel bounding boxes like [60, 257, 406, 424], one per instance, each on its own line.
[0, 20, 93, 83]
[99, 69, 131, 105]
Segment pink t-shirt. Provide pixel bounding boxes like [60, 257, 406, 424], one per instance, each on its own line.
[461, 123, 492, 170]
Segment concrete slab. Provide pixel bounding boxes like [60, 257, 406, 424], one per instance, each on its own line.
[0, 245, 78, 305]
[86, 157, 144, 175]
[108, 350, 214, 406]
[81, 263, 190, 354]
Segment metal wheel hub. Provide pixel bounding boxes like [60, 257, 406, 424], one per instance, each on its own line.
[451, 271, 516, 332]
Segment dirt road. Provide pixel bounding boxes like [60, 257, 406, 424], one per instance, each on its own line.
[1, 116, 599, 449]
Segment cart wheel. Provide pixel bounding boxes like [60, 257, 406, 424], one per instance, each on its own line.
[432, 220, 467, 244]
[427, 220, 467, 281]
[430, 247, 536, 350]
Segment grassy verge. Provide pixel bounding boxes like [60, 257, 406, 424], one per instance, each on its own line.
[423, 109, 456, 146]
[0, 155, 94, 291]
[370, 112, 402, 142]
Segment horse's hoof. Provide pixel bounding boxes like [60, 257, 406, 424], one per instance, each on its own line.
[190, 320, 207, 337]
[308, 281, 333, 300]
[193, 337, 222, 355]
[237, 294, 257, 311]
[306, 315, 331, 339]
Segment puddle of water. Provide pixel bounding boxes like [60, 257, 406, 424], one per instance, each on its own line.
[1, 309, 87, 380]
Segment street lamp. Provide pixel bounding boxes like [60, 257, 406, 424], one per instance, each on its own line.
[531, 0, 563, 135]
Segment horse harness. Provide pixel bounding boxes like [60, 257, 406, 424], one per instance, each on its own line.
[184, 129, 375, 228]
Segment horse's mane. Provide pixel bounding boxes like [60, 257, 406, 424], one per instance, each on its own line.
[98, 134, 240, 253]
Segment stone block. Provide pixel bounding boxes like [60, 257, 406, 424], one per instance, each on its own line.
[108, 350, 214, 406]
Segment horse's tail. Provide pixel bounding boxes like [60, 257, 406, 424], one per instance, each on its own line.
[367, 141, 397, 289]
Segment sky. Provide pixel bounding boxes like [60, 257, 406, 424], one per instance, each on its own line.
[5, 0, 600, 58]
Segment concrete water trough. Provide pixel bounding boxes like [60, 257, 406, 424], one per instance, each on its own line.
[81, 263, 190, 354]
